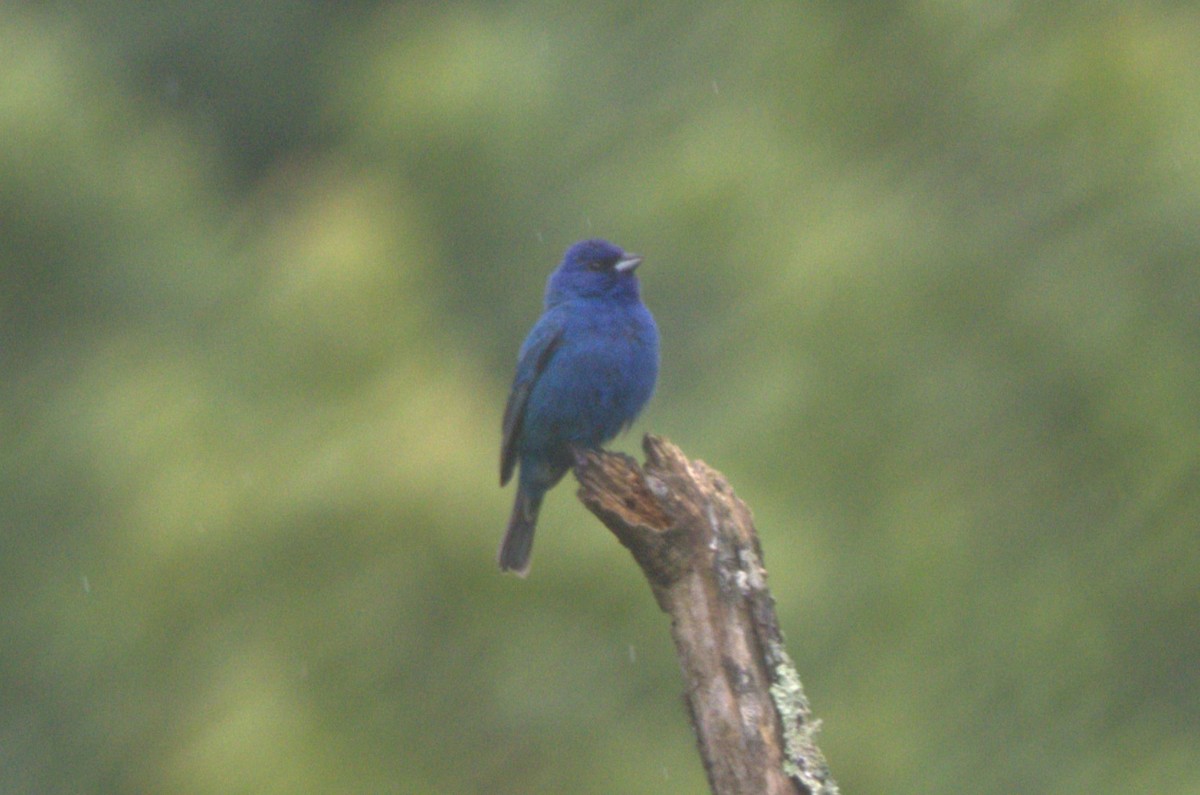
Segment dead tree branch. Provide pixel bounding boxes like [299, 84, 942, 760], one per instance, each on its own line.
[574, 434, 838, 795]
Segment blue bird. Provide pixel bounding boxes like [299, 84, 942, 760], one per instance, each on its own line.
[499, 239, 659, 576]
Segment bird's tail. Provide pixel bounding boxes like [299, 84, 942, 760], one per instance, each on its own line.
[498, 485, 543, 577]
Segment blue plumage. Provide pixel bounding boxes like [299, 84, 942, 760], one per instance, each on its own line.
[499, 239, 659, 575]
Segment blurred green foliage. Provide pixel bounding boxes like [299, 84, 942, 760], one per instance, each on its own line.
[3, 3, 1198, 793]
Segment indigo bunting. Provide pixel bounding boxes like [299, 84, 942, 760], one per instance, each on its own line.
[499, 239, 659, 575]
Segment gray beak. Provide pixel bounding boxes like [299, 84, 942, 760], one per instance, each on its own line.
[614, 253, 644, 273]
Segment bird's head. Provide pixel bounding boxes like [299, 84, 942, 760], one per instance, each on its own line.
[545, 239, 644, 306]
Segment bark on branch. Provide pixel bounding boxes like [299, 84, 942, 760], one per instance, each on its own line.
[574, 434, 839, 795]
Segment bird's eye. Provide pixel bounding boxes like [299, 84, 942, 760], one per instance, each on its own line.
[587, 260, 606, 271]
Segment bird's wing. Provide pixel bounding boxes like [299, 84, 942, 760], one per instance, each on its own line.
[500, 314, 566, 486]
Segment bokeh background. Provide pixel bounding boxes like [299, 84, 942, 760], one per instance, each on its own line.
[3, 3, 1198, 793]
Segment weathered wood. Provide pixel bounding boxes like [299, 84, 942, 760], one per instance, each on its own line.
[574, 435, 838, 795]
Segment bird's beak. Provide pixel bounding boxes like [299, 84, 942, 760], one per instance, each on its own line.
[614, 253, 643, 273]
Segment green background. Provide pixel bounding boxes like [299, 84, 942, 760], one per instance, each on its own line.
[3, 3, 1198, 793]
